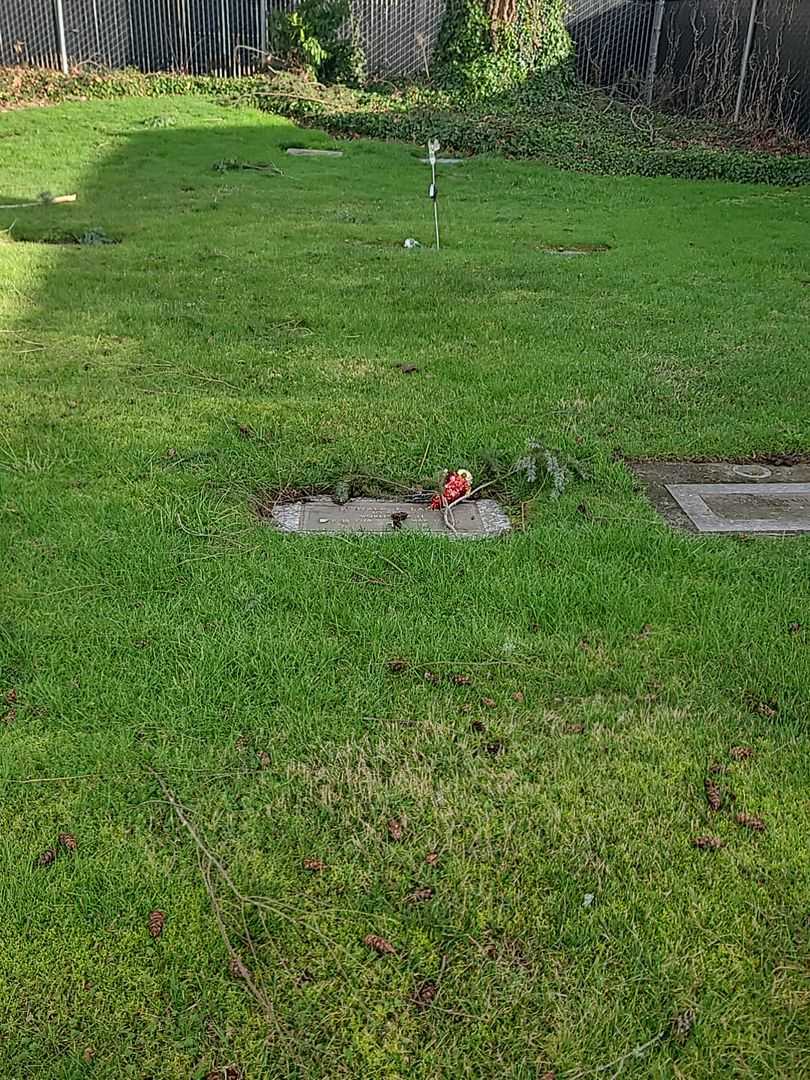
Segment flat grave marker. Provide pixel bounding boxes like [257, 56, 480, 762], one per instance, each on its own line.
[630, 461, 810, 534]
[267, 498, 510, 539]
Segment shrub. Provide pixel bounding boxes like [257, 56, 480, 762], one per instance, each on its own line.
[268, 0, 364, 85]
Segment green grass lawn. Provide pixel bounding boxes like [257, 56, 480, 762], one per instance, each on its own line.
[1, 96, 809, 1079]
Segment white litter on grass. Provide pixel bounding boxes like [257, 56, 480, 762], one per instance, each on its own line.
[583, 893, 595, 908]
[403, 238, 421, 249]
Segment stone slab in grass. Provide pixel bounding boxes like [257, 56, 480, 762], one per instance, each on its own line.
[286, 148, 343, 157]
[542, 244, 610, 256]
[268, 498, 510, 538]
[630, 460, 810, 534]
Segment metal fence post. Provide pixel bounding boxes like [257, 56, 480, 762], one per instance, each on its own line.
[259, 0, 267, 59]
[644, 0, 666, 107]
[53, 0, 69, 72]
[734, 0, 759, 123]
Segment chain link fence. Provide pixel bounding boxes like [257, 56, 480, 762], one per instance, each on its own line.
[1, 0, 808, 131]
[569, 0, 810, 131]
[0, 0, 447, 78]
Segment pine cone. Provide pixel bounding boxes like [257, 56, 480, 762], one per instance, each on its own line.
[425, 851, 439, 866]
[735, 812, 766, 832]
[670, 1007, 696, 1042]
[2, 707, 17, 724]
[4, 688, 17, 704]
[480, 697, 496, 708]
[729, 746, 754, 761]
[423, 671, 441, 685]
[707, 760, 725, 775]
[35, 847, 57, 868]
[406, 886, 434, 903]
[363, 933, 395, 955]
[412, 980, 438, 1007]
[387, 659, 408, 673]
[229, 955, 248, 980]
[303, 857, 326, 872]
[692, 835, 724, 850]
[748, 697, 777, 718]
[148, 910, 166, 938]
[58, 833, 78, 853]
[450, 673, 472, 686]
[704, 778, 722, 811]
[387, 818, 404, 842]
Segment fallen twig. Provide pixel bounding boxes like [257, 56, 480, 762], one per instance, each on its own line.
[146, 767, 358, 1005]
[561, 1029, 666, 1079]
[199, 856, 275, 1020]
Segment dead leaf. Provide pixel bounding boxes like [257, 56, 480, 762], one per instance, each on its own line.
[412, 980, 438, 1007]
[480, 697, 496, 708]
[735, 812, 766, 832]
[406, 886, 434, 903]
[256, 750, 271, 769]
[82, 1048, 95, 1063]
[425, 851, 439, 866]
[387, 817, 404, 842]
[166, 447, 177, 459]
[363, 933, 395, 955]
[303, 857, 326, 872]
[704, 778, 722, 812]
[512, 691, 525, 703]
[148, 910, 166, 938]
[729, 745, 754, 761]
[692, 835, 724, 850]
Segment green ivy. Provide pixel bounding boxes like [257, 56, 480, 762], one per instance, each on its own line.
[434, 0, 573, 95]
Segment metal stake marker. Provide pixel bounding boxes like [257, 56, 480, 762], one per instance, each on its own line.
[427, 138, 440, 250]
